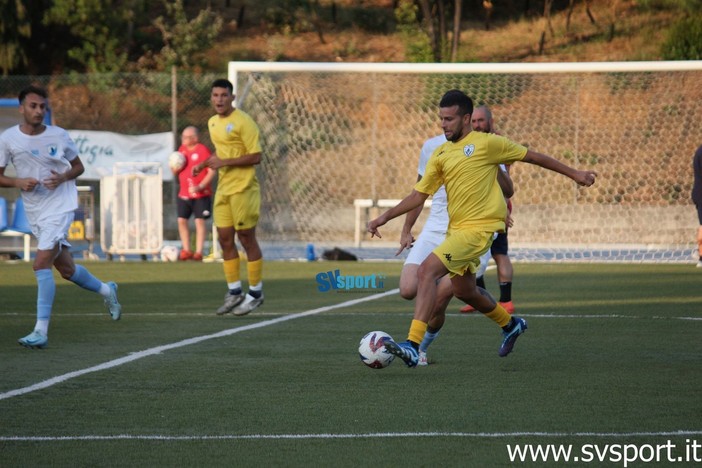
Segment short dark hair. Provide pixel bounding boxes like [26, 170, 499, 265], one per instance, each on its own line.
[211, 78, 234, 94]
[19, 85, 48, 103]
[439, 89, 473, 116]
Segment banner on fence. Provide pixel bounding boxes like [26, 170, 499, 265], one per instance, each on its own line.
[67, 130, 175, 181]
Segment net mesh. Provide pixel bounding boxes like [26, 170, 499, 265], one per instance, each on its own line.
[233, 66, 701, 262]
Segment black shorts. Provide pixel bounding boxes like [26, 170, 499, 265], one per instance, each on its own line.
[697, 203, 702, 225]
[491, 232, 509, 256]
[177, 196, 212, 220]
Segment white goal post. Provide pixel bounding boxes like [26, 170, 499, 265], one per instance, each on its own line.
[227, 60, 702, 262]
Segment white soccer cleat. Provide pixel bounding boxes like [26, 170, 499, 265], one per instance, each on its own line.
[232, 293, 264, 316]
[417, 351, 429, 366]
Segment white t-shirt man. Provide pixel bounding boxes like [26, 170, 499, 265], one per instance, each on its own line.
[0, 125, 79, 247]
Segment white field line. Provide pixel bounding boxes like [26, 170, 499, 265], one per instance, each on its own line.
[2, 430, 701, 442]
[0, 289, 400, 401]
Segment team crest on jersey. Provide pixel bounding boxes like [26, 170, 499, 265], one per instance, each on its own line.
[226, 123, 234, 134]
[463, 144, 475, 158]
[47, 145, 58, 157]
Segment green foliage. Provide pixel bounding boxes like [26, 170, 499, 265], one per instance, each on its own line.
[637, 0, 702, 13]
[152, 0, 223, 70]
[0, 0, 31, 75]
[661, 15, 702, 60]
[394, 0, 433, 63]
[43, 0, 135, 73]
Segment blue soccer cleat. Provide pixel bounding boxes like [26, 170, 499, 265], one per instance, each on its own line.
[383, 339, 419, 368]
[499, 316, 527, 357]
[105, 281, 122, 321]
[18, 330, 48, 349]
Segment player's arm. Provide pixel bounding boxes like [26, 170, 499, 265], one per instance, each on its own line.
[0, 166, 40, 191]
[522, 150, 596, 186]
[397, 174, 424, 255]
[206, 151, 261, 170]
[497, 166, 514, 198]
[42, 156, 84, 190]
[368, 190, 428, 239]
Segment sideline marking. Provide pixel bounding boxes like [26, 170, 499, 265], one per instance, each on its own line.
[0, 289, 399, 401]
[2, 430, 701, 441]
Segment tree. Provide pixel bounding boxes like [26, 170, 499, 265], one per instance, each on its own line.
[152, 0, 223, 70]
[43, 0, 146, 73]
[0, 0, 31, 75]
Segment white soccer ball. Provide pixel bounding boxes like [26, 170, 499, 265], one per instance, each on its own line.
[168, 151, 186, 171]
[358, 330, 395, 369]
[160, 245, 179, 262]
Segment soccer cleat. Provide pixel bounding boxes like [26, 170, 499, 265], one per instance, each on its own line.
[232, 293, 264, 316]
[417, 351, 428, 366]
[216, 292, 245, 315]
[191, 252, 203, 262]
[104, 281, 121, 321]
[383, 339, 419, 368]
[499, 301, 515, 314]
[18, 330, 48, 349]
[460, 303, 477, 313]
[697, 260, 702, 268]
[498, 316, 528, 357]
[179, 249, 193, 261]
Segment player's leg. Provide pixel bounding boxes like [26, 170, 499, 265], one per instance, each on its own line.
[192, 196, 211, 261]
[491, 232, 515, 313]
[697, 205, 702, 267]
[176, 198, 193, 260]
[418, 274, 452, 365]
[384, 253, 448, 367]
[399, 229, 441, 300]
[213, 193, 245, 315]
[231, 188, 264, 316]
[18, 244, 57, 348]
[460, 248, 491, 313]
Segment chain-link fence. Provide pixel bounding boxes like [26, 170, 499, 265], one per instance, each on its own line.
[1, 67, 701, 261]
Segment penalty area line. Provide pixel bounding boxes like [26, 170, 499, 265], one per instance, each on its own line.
[0, 288, 399, 401]
[2, 430, 701, 441]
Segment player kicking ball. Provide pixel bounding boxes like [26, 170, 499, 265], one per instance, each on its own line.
[367, 90, 596, 366]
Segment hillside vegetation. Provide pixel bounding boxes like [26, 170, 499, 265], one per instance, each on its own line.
[203, 0, 687, 68]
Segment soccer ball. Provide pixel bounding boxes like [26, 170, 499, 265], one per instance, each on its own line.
[358, 330, 395, 369]
[168, 151, 186, 171]
[160, 245, 179, 262]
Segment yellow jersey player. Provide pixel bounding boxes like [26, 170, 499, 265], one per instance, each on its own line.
[194, 79, 264, 316]
[367, 89, 597, 366]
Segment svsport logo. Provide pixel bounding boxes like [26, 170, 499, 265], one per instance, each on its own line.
[315, 269, 386, 293]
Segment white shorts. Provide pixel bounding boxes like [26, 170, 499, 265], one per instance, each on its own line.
[404, 229, 446, 265]
[33, 212, 74, 251]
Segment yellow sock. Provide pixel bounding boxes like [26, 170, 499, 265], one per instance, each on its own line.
[247, 258, 263, 287]
[223, 258, 240, 284]
[484, 303, 512, 328]
[408, 319, 428, 345]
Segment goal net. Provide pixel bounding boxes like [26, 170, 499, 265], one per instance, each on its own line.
[229, 61, 702, 262]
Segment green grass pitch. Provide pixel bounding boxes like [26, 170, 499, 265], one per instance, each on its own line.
[0, 261, 700, 467]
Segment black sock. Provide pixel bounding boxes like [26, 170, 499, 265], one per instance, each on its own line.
[476, 276, 486, 289]
[502, 318, 515, 332]
[248, 289, 262, 299]
[409, 341, 419, 350]
[499, 282, 512, 302]
[229, 287, 242, 296]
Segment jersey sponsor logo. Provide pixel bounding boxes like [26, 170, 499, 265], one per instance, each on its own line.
[463, 144, 475, 158]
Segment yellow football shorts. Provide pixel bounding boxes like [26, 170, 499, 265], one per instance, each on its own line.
[213, 188, 260, 231]
[432, 229, 495, 277]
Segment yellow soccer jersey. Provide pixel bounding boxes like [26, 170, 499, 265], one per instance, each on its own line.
[415, 131, 527, 233]
[208, 109, 262, 195]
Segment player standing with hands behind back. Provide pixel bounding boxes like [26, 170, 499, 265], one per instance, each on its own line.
[194, 79, 264, 316]
[367, 90, 597, 367]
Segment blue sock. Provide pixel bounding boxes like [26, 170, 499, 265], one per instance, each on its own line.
[419, 329, 440, 353]
[69, 264, 102, 293]
[35, 269, 55, 321]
